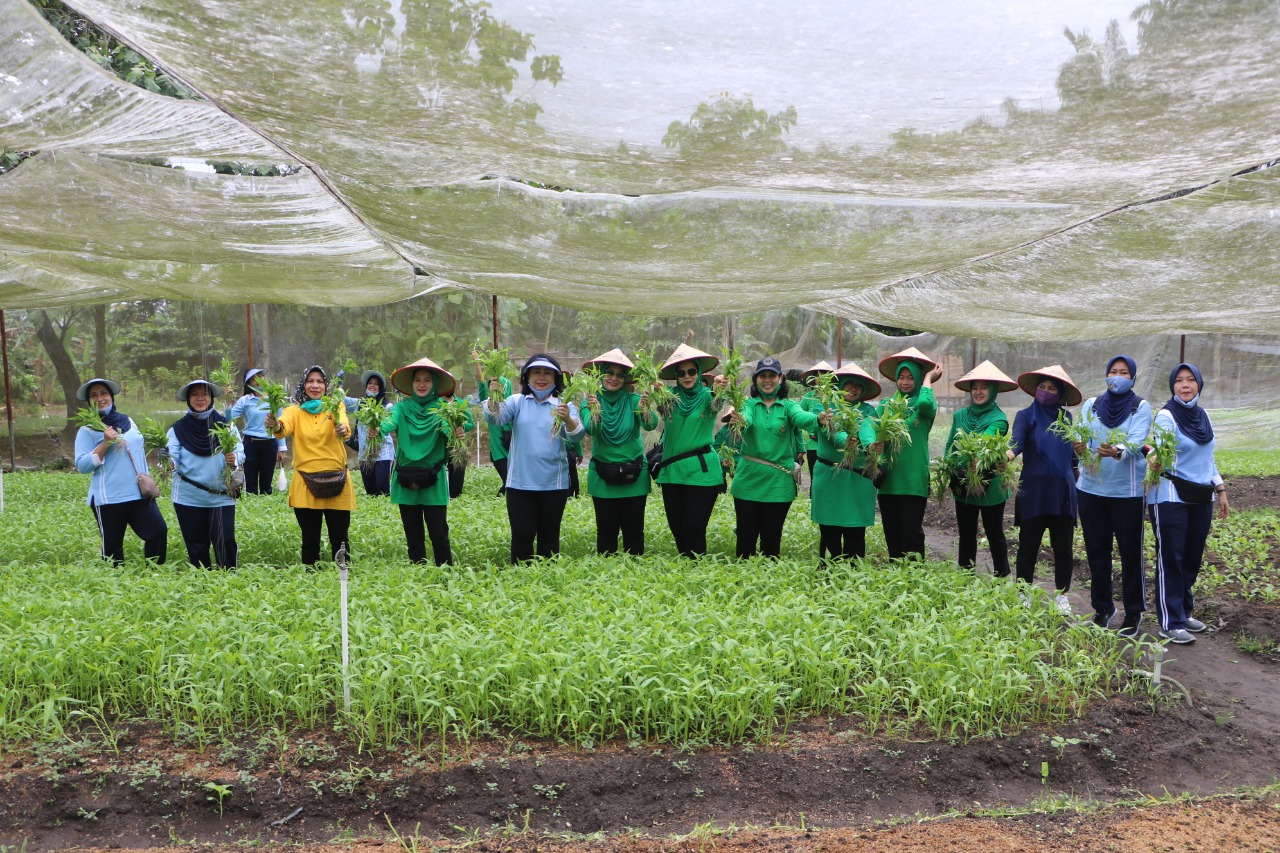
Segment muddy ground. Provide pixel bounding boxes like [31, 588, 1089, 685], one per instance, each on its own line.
[0, 475, 1277, 851]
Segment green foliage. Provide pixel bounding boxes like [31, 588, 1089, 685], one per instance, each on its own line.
[865, 395, 913, 481]
[629, 348, 675, 419]
[663, 94, 797, 162]
[210, 357, 237, 392]
[435, 398, 474, 467]
[31, 0, 194, 100]
[0, 471, 1140, 749]
[1048, 410, 1099, 475]
[1197, 509, 1280, 603]
[1217, 450, 1280, 478]
[935, 430, 1018, 501]
[715, 347, 748, 444]
[258, 379, 289, 419]
[1142, 422, 1177, 489]
[71, 406, 112, 436]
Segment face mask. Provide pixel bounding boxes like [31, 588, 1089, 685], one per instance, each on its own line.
[366, 389, 378, 397]
[1034, 389, 1059, 407]
[1106, 375, 1134, 395]
[190, 408, 214, 420]
[531, 387, 554, 401]
[1174, 393, 1200, 408]
[98, 402, 114, 414]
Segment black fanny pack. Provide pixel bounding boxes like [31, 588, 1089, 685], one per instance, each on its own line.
[593, 457, 645, 486]
[397, 460, 446, 490]
[1163, 472, 1215, 505]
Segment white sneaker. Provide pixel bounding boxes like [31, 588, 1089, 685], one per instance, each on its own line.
[1055, 594, 1072, 616]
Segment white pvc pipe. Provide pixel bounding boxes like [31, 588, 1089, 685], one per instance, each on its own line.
[337, 545, 351, 713]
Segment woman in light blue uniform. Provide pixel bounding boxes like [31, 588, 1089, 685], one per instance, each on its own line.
[1073, 355, 1152, 636]
[227, 369, 286, 494]
[1146, 363, 1230, 645]
[483, 353, 585, 563]
[168, 379, 243, 569]
[73, 377, 168, 566]
[344, 369, 395, 496]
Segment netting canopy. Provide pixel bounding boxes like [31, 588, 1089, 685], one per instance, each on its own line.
[2, 0, 1279, 338]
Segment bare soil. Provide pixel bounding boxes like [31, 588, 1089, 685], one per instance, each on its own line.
[2, 476, 1278, 851]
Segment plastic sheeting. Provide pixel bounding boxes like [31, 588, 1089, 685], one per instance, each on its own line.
[2, 0, 1279, 339]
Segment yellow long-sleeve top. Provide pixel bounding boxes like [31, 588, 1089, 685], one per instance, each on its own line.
[274, 405, 355, 510]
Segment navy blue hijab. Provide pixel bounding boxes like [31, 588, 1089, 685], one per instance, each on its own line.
[1094, 354, 1142, 429]
[1165, 362, 1214, 445]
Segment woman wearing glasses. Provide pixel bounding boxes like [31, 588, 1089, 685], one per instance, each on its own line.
[581, 349, 659, 555]
[653, 344, 725, 557]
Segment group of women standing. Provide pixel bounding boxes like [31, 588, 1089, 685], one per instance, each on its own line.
[73, 346, 1230, 644]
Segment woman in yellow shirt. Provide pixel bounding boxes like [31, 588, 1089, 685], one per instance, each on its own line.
[267, 365, 355, 566]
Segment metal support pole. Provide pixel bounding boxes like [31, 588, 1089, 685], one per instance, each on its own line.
[491, 295, 500, 350]
[245, 305, 255, 368]
[836, 317, 844, 368]
[1179, 334, 1186, 363]
[0, 310, 16, 472]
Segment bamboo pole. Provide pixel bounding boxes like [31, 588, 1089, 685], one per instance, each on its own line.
[1, 310, 16, 472]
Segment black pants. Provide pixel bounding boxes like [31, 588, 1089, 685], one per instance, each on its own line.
[360, 459, 392, 497]
[593, 495, 647, 555]
[448, 461, 465, 499]
[878, 494, 928, 559]
[661, 483, 720, 557]
[1078, 492, 1145, 617]
[494, 458, 509, 494]
[805, 449, 817, 479]
[1149, 501, 1213, 631]
[1015, 513, 1075, 590]
[955, 501, 1009, 576]
[819, 524, 866, 562]
[174, 503, 237, 568]
[567, 459, 580, 498]
[505, 488, 570, 563]
[91, 498, 167, 566]
[734, 498, 791, 558]
[243, 437, 278, 495]
[398, 503, 451, 565]
[293, 508, 351, 566]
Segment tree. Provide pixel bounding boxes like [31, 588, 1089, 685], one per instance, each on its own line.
[663, 94, 797, 162]
[33, 310, 85, 445]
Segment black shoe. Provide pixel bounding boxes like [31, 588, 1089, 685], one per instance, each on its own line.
[1118, 612, 1143, 638]
[1092, 609, 1117, 629]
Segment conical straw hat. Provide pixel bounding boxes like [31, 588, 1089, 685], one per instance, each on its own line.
[801, 360, 834, 381]
[1017, 364, 1082, 407]
[954, 360, 1018, 393]
[581, 348, 634, 372]
[878, 346, 940, 380]
[659, 344, 719, 380]
[831, 362, 882, 402]
[391, 357, 457, 397]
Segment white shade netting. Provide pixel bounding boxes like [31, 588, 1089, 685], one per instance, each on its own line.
[2, 0, 1279, 341]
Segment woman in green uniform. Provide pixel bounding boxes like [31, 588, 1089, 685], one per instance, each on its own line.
[729, 357, 823, 558]
[872, 347, 943, 560]
[653, 344, 724, 557]
[944, 361, 1017, 576]
[381, 357, 473, 565]
[581, 349, 658, 554]
[810, 363, 881, 563]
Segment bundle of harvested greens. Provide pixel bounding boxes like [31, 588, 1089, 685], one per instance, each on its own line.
[630, 348, 675, 418]
[73, 406, 115, 439]
[210, 422, 241, 492]
[318, 391, 348, 433]
[715, 346, 748, 444]
[353, 398, 390, 469]
[210, 357, 237, 393]
[436, 397, 474, 467]
[863, 394, 912, 482]
[1048, 409, 1100, 475]
[472, 342, 519, 384]
[561, 367, 603, 427]
[137, 417, 171, 486]
[1142, 422, 1178, 490]
[258, 378, 289, 419]
[811, 372, 865, 467]
[938, 430, 1019, 500]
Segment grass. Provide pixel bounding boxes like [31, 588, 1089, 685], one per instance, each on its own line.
[0, 470, 1140, 750]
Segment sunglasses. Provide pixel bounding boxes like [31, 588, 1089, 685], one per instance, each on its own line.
[601, 368, 628, 378]
[676, 367, 700, 378]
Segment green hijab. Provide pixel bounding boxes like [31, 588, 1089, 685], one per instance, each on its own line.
[672, 381, 712, 418]
[952, 388, 1005, 434]
[596, 386, 637, 444]
[399, 387, 441, 434]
